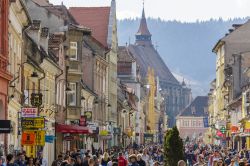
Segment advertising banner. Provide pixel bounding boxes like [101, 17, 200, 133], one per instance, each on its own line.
[21, 131, 35, 145]
[21, 117, 45, 129]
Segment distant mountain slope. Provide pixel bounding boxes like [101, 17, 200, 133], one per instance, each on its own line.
[117, 18, 249, 96]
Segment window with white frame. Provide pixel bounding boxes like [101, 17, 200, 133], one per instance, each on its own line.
[69, 42, 77, 60]
[68, 83, 76, 106]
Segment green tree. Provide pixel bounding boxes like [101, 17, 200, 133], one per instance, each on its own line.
[164, 126, 184, 166]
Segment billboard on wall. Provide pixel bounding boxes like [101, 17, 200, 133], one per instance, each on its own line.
[0, 120, 11, 133]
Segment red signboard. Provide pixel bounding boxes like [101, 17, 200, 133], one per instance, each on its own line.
[21, 132, 35, 145]
[21, 108, 37, 117]
[79, 116, 86, 126]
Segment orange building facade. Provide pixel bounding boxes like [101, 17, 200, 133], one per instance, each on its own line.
[0, 0, 12, 150]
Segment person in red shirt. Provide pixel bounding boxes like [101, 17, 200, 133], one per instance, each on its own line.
[118, 152, 128, 166]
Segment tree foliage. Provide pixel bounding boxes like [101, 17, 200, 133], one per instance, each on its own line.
[164, 126, 184, 166]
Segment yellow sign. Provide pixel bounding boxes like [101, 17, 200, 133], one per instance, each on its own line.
[26, 146, 36, 158]
[21, 117, 45, 129]
[35, 130, 45, 146]
[99, 130, 108, 136]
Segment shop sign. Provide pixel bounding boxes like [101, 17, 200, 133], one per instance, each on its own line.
[144, 133, 153, 144]
[220, 126, 226, 134]
[231, 126, 239, 133]
[79, 116, 86, 126]
[100, 135, 112, 140]
[64, 135, 74, 141]
[35, 130, 45, 146]
[84, 111, 92, 121]
[244, 129, 250, 133]
[26, 145, 36, 158]
[30, 93, 43, 107]
[113, 127, 121, 135]
[99, 130, 108, 136]
[21, 117, 45, 129]
[21, 108, 37, 117]
[45, 135, 55, 143]
[0, 120, 11, 133]
[87, 122, 98, 131]
[21, 131, 35, 145]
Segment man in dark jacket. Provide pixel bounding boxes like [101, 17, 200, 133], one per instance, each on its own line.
[51, 155, 63, 166]
[136, 155, 145, 166]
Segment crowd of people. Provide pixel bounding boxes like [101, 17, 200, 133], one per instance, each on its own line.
[0, 144, 164, 166]
[5, 141, 250, 166]
[183, 141, 250, 166]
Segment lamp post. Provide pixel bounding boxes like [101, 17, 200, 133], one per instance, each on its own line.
[9, 61, 42, 152]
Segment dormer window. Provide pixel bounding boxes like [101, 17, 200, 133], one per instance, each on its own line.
[191, 106, 196, 115]
[69, 42, 77, 60]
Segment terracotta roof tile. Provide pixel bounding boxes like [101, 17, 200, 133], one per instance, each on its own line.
[69, 7, 110, 47]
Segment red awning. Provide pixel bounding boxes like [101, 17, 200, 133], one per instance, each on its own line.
[56, 123, 92, 134]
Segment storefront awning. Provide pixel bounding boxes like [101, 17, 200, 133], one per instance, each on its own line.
[56, 123, 92, 134]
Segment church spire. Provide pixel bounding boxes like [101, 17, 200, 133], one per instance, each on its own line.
[135, 1, 152, 46]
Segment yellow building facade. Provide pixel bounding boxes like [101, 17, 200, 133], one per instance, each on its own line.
[8, 0, 31, 152]
[147, 67, 156, 134]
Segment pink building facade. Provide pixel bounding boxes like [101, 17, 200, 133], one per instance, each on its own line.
[176, 96, 208, 139]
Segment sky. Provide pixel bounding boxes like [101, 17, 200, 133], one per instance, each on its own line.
[49, 0, 250, 22]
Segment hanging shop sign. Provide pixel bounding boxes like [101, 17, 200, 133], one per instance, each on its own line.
[35, 130, 45, 146]
[26, 145, 36, 158]
[113, 127, 121, 135]
[45, 135, 55, 143]
[84, 111, 92, 121]
[144, 133, 154, 144]
[99, 130, 109, 136]
[30, 93, 43, 107]
[79, 116, 86, 126]
[0, 120, 11, 133]
[21, 117, 45, 129]
[21, 131, 35, 145]
[64, 135, 74, 141]
[21, 108, 38, 117]
[231, 126, 239, 133]
[220, 126, 226, 134]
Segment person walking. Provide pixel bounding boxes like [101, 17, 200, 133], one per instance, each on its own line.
[6, 154, 18, 166]
[118, 152, 128, 166]
[37, 152, 48, 166]
[128, 155, 139, 166]
[136, 155, 145, 166]
[27, 158, 35, 166]
[177, 160, 186, 166]
[51, 155, 63, 166]
[101, 152, 110, 166]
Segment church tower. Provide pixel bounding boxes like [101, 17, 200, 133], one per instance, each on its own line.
[135, 4, 152, 46]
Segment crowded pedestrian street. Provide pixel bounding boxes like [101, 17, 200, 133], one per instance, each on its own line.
[2, 0, 250, 165]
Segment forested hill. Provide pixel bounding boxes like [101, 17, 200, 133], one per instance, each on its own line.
[117, 18, 249, 96]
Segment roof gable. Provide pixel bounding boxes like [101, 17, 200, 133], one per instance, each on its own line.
[128, 44, 179, 84]
[69, 7, 111, 48]
[179, 96, 208, 117]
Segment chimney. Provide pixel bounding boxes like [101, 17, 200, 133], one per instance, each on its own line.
[40, 27, 49, 53]
[28, 20, 41, 46]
